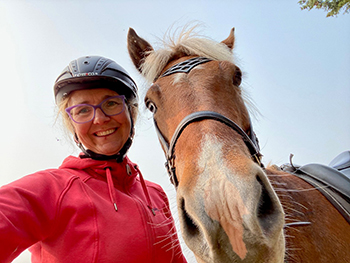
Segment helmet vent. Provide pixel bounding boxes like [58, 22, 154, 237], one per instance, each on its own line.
[70, 60, 78, 74]
[95, 58, 107, 71]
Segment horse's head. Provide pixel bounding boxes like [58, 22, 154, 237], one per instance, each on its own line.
[128, 26, 285, 263]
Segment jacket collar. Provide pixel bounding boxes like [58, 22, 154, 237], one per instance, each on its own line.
[59, 154, 156, 215]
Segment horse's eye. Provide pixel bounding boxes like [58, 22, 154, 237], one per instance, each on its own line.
[146, 101, 157, 113]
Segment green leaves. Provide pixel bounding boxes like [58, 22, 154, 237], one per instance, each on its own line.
[298, 0, 350, 17]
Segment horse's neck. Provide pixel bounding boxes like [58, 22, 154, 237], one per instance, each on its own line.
[266, 167, 350, 262]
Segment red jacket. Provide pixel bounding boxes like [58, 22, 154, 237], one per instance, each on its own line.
[0, 155, 187, 262]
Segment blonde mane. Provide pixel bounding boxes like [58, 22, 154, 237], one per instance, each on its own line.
[141, 26, 234, 83]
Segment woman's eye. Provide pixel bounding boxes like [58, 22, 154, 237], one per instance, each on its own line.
[106, 101, 118, 107]
[75, 106, 92, 115]
[146, 101, 157, 113]
[105, 98, 123, 108]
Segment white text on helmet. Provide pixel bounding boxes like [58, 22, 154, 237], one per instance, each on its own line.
[74, 72, 99, 77]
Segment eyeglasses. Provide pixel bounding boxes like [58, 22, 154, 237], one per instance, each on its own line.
[65, 95, 126, 124]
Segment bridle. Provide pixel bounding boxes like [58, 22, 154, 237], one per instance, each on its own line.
[152, 57, 263, 188]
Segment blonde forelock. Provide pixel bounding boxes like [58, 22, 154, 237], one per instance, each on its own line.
[141, 25, 234, 84]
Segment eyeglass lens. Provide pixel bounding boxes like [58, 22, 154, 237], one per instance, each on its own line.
[67, 96, 125, 123]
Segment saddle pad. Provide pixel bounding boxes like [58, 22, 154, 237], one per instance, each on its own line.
[296, 163, 350, 224]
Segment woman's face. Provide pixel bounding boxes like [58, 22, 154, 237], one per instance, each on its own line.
[67, 88, 131, 156]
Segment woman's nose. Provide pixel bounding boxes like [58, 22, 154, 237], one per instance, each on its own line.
[93, 108, 110, 124]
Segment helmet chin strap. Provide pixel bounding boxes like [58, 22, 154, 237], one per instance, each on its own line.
[74, 130, 134, 162]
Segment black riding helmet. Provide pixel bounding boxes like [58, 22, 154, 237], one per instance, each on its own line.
[54, 56, 138, 102]
[54, 56, 138, 162]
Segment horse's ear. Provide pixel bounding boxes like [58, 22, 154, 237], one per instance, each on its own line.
[127, 28, 154, 73]
[221, 27, 235, 50]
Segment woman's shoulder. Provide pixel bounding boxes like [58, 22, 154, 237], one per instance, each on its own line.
[1, 155, 85, 193]
[2, 167, 80, 192]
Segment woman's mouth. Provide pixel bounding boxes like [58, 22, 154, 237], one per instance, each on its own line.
[94, 128, 116, 137]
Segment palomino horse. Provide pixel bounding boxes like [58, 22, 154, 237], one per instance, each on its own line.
[127, 26, 350, 263]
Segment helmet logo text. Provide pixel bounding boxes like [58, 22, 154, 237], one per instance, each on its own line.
[74, 72, 99, 77]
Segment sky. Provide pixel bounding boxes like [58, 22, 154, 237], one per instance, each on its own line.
[1, 0, 349, 262]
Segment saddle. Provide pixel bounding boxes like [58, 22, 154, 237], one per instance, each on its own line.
[281, 151, 350, 224]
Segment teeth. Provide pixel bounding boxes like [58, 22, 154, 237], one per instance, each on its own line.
[96, 129, 115, 137]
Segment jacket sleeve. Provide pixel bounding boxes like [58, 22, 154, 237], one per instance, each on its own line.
[0, 170, 73, 262]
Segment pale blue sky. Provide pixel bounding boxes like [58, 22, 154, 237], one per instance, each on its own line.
[1, 1, 349, 261]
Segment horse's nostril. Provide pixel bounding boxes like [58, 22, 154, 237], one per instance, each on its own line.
[180, 198, 199, 237]
[256, 176, 279, 234]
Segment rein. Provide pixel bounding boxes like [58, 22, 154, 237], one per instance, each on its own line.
[153, 57, 263, 188]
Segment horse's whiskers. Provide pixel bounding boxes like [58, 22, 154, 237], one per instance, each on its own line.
[284, 217, 305, 223]
[284, 251, 301, 263]
[267, 174, 293, 177]
[284, 234, 295, 239]
[284, 226, 303, 232]
[154, 234, 176, 246]
[285, 222, 311, 227]
[276, 193, 294, 200]
[274, 186, 328, 192]
[166, 240, 187, 253]
[271, 181, 288, 186]
[290, 200, 309, 210]
[148, 219, 175, 228]
[283, 207, 305, 216]
[286, 247, 303, 251]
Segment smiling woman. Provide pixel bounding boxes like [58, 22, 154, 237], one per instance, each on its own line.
[0, 55, 187, 262]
